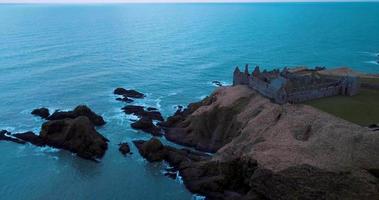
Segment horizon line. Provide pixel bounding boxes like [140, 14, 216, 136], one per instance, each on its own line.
[1, 0, 379, 4]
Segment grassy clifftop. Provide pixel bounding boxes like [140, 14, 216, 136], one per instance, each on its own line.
[306, 88, 379, 126]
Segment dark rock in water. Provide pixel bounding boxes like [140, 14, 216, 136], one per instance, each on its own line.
[40, 116, 109, 160]
[47, 105, 106, 126]
[115, 97, 134, 103]
[114, 88, 145, 99]
[122, 105, 145, 115]
[0, 130, 26, 144]
[13, 131, 45, 146]
[147, 107, 158, 111]
[133, 138, 210, 165]
[212, 80, 223, 87]
[164, 171, 177, 179]
[368, 124, 379, 128]
[131, 117, 162, 136]
[122, 105, 164, 121]
[133, 138, 166, 162]
[118, 143, 131, 155]
[31, 108, 50, 119]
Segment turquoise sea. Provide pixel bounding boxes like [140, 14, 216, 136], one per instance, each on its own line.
[0, 3, 378, 200]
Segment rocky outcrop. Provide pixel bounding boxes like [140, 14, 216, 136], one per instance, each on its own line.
[161, 88, 248, 152]
[2, 105, 108, 161]
[122, 105, 164, 121]
[47, 105, 106, 126]
[114, 88, 145, 99]
[118, 143, 131, 155]
[31, 108, 50, 119]
[0, 130, 25, 144]
[133, 138, 210, 163]
[162, 85, 379, 172]
[148, 85, 379, 199]
[40, 116, 108, 160]
[131, 117, 162, 136]
[135, 138, 379, 200]
[13, 131, 45, 146]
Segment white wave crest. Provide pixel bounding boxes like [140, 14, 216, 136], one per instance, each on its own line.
[364, 61, 379, 65]
[35, 146, 60, 153]
[192, 194, 206, 200]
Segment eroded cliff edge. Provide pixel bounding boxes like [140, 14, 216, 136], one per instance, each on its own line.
[153, 85, 379, 199]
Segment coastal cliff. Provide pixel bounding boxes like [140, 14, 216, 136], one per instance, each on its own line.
[147, 85, 379, 199]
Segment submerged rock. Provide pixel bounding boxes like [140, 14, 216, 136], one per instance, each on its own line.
[0, 130, 26, 144]
[115, 97, 134, 103]
[131, 117, 162, 136]
[47, 105, 106, 126]
[114, 88, 145, 99]
[212, 80, 223, 87]
[122, 105, 164, 121]
[118, 143, 131, 155]
[40, 116, 108, 160]
[31, 108, 50, 119]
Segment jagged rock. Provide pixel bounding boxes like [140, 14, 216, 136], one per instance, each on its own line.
[161, 92, 241, 153]
[114, 88, 145, 99]
[133, 138, 210, 167]
[115, 97, 134, 103]
[47, 105, 105, 126]
[13, 131, 45, 146]
[40, 116, 108, 160]
[133, 138, 166, 162]
[31, 108, 50, 119]
[122, 105, 145, 115]
[122, 105, 164, 121]
[0, 130, 26, 144]
[118, 143, 131, 155]
[131, 117, 162, 136]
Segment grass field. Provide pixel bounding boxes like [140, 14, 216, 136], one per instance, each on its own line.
[360, 77, 379, 85]
[306, 88, 379, 126]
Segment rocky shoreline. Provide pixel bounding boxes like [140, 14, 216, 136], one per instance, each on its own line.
[1, 85, 378, 199]
[133, 85, 379, 199]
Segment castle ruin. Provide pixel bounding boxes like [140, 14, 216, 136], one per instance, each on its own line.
[233, 65, 360, 104]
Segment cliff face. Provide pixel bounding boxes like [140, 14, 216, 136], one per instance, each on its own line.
[163, 85, 379, 172]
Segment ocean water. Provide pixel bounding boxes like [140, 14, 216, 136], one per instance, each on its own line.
[0, 3, 378, 200]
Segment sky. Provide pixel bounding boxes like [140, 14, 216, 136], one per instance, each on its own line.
[0, 0, 378, 3]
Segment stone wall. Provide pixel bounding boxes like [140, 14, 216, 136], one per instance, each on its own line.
[232, 66, 360, 104]
[287, 85, 342, 103]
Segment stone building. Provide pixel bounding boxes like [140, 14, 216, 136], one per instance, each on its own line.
[233, 65, 360, 104]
